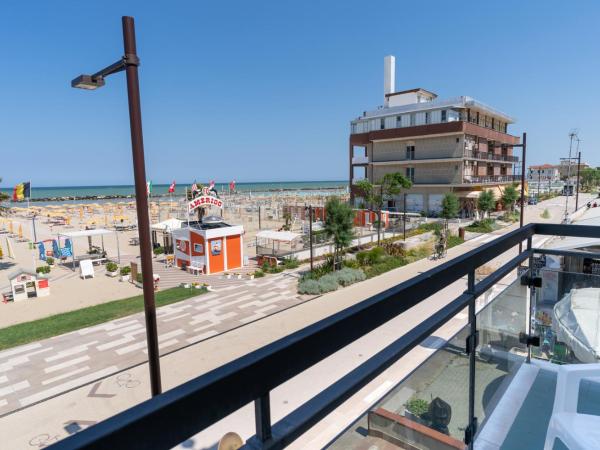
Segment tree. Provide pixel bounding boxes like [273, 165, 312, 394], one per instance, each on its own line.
[580, 168, 600, 193]
[501, 185, 519, 212]
[355, 172, 412, 244]
[323, 196, 355, 270]
[478, 190, 496, 218]
[440, 193, 459, 225]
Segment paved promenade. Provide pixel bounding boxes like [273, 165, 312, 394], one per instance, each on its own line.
[0, 270, 305, 417]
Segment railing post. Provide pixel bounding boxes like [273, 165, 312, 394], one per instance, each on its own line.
[527, 237, 534, 364]
[465, 270, 478, 449]
[254, 393, 272, 444]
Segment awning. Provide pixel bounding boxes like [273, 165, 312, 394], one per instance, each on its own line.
[256, 230, 301, 242]
[58, 228, 115, 238]
[151, 218, 183, 232]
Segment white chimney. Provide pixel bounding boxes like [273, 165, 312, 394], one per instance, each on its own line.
[384, 55, 395, 106]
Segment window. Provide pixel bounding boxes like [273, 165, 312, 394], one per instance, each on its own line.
[193, 243, 204, 254]
[380, 118, 385, 130]
[410, 114, 416, 127]
[406, 145, 415, 160]
[425, 112, 430, 124]
[406, 167, 415, 182]
[396, 116, 402, 127]
[441, 110, 447, 122]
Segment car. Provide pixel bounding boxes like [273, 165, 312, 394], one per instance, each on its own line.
[528, 196, 538, 205]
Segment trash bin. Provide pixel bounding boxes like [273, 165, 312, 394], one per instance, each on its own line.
[458, 227, 465, 240]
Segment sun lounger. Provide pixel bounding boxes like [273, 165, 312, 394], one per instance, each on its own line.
[544, 363, 600, 450]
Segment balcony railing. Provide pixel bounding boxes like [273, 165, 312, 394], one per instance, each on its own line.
[352, 155, 369, 165]
[48, 224, 599, 450]
[464, 149, 519, 163]
[463, 174, 520, 184]
[352, 177, 367, 185]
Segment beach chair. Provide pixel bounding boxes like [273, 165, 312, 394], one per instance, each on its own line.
[79, 259, 95, 279]
[38, 242, 47, 261]
[544, 363, 600, 450]
[62, 239, 73, 257]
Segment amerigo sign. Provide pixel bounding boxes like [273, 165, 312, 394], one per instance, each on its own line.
[188, 195, 223, 212]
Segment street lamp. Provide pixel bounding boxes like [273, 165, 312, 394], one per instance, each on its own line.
[71, 16, 162, 397]
[493, 132, 526, 252]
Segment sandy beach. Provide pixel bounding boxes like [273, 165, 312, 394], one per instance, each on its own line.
[0, 190, 347, 328]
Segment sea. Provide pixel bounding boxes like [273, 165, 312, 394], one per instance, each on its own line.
[0, 181, 348, 206]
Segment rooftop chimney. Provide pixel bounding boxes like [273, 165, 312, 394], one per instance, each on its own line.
[384, 55, 395, 106]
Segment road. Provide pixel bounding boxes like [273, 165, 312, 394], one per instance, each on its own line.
[0, 193, 592, 449]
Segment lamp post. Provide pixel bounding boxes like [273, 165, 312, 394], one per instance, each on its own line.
[71, 16, 162, 396]
[494, 132, 526, 252]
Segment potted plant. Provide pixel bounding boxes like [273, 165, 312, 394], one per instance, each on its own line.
[106, 261, 119, 277]
[36, 265, 51, 278]
[236, 272, 243, 280]
[153, 246, 165, 258]
[404, 397, 430, 425]
[180, 282, 191, 289]
[119, 266, 131, 282]
[248, 272, 255, 280]
[225, 272, 232, 279]
[46, 257, 55, 267]
[203, 282, 212, 291]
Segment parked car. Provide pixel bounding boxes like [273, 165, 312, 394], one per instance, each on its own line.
[528, 196, 538, 205]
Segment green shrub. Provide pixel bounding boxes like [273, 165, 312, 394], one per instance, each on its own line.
[541, 209, 551, 219]
[447, 235, 465, 249]
[36, 265, 51, 274]
[46, 257, 55, 265]
[106, 262, 118, 272]
[364, 256, 406, 278]
[405, 397, 430, 417]
[298, 279, 321, 295]
[367, 246, 385, 265]
[318, 274, 339, 292]
[283, 257, 300, 269]
[253, 269, 265, 278]
[153, 246, 165, 255]
[120, 266, 131, 276]
[336, 268, 366, 286]
[356, 251, 368, 266]
[466, 218, 496, 233]
[342, 259, 361, 269]
[501, 211, 519, 223]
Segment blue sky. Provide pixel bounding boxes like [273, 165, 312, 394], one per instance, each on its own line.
[0, 0, 598, 187]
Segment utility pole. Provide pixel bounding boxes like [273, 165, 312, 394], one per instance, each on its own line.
[575, 149, 581, 211]
[308, 205, 313, 271]
[563, 131, 577, 222]
[403, 193, 407, 241]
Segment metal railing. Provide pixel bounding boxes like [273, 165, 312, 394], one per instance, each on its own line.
[48, 224, 600, 450]
[462, 174, 520, 184]
[463, 149, 519, 162]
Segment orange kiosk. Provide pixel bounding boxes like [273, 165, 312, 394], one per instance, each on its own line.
[171, 190, 244, 275]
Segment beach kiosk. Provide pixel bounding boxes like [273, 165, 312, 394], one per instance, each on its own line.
[171, 217, 244, 275]
[7, 269, 50, 302]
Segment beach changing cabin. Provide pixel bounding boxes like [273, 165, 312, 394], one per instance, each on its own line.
[7, 269, 50, 301]
[171, 216, 244, 275]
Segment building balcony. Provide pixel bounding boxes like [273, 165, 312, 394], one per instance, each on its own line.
[49, 224, 599, 450]
[464, 149, 519, 163]
[352, 155, 369, 165]
[463, 174, 520, 184]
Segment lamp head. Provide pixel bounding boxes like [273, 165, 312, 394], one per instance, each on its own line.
[71, 75, 105, 90]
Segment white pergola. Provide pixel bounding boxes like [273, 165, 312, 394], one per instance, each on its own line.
[58, 228, 121, 269]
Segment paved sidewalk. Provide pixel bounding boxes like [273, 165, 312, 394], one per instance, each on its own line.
[0, 270, 308, 417]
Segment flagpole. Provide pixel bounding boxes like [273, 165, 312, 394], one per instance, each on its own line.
[27, 180, 31, 211]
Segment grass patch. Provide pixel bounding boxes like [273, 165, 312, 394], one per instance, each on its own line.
[0, 287, 205, 351]
[447, 235, 465, 249]
[465, 218, 497, 233]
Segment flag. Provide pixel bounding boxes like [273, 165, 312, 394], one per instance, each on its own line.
[12, 182, 30, 202]
[168, 181, 176, 193]
[191, 182, 199, 193]
[146, 180, 152, 196]
[229, 180, 236, 192]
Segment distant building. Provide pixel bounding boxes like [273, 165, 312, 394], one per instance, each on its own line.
[349, 55, 520, 216]
[528, 164, 561, 182]
[558, 159, 590, 179]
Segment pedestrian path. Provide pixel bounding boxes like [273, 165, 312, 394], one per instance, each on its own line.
[0, 270, 308, 417]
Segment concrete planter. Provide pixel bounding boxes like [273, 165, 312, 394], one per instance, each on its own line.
[106, 271, 119, 278]
[120, 274, 130, 282]
[180, 283, 191, 289]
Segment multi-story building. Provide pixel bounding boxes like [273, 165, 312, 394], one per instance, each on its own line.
[349, 55, 521, 216]
[528, 164, 561, 182]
